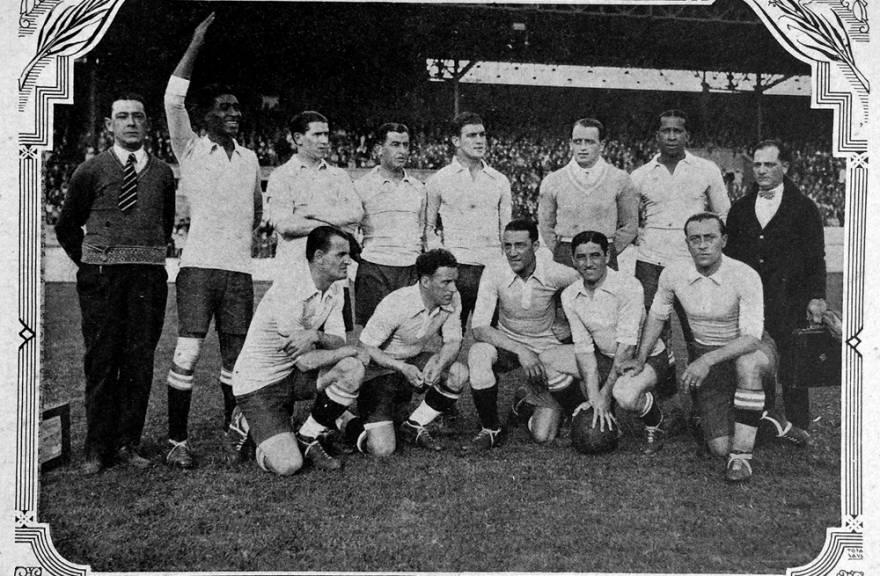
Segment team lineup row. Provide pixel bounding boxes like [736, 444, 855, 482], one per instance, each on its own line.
[54, 14, 827, 484]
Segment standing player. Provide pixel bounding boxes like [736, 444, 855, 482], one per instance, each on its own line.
[163, 14, 263, 468]
[267, 110, 363, 281]
[342, 249, 469, 455]
[726, 139, 825, 441]
[538, 118, 638, 270]
[629, 110, 729, 414]
[624, 213, 775, 482]
[231, 227, 366, 475]
[466, 220, 579, 450]
[354, 122, 426, 325]
[56, 94, 175, 473]
[426, 112, 512, 329]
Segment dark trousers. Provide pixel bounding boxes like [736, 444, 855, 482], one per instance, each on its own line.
[770, 329, 811, 430]
[456, 264, 485, 331]
[76, 263, 167, 458]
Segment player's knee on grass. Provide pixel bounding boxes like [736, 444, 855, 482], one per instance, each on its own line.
[612, 366, 656, 412]
[529, 407, 560, 443]
[444, 361, 469, 393]
[735, 350, 771, 390]
[365, 421, 396, 457]
[706, 435, 731, 458]
[256, 432, 303, 476]
[468, 342, 498, 390]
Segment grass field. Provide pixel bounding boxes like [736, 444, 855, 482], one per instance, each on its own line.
[40, 279, 842, 573]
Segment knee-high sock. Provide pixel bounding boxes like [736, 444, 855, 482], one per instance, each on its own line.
[167, 386, 192, 442]
[299, 391, 349, 438]
[733, 389, 765, 453]
[471, 385, 499, 430]
[639, 391, 663, 427]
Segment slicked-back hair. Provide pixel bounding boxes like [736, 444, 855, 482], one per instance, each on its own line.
[306, 226, 348, 262]
[572, 118, 606, 142]
[108, 92, 148, 117]
[658, 109, 689, 129]
[291, 111, 329, 137]
[504, 219, 539, 242]
[376, 122, 410, 145]
[450, 111, 484, 137]
[683, 212, 726, 237]
[570, 231, 610, 255]
[753, 138, 792, 165]
[416, 248, 458, 278]
[193, 83, 237, 119]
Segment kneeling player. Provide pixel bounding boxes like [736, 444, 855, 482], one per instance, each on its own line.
[467, 219, 579, 450]
[230, 227, 367, 475]
[343, 249, 469, 455]
[520, 231, 667, 451]
[623, 213, 775, 482]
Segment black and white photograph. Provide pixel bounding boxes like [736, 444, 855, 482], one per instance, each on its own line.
[1, 0, 875, 574]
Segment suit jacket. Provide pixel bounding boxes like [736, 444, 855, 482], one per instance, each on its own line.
[724, 177, 826, 342]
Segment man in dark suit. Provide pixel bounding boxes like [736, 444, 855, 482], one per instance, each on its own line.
[725, 139, 827, 440]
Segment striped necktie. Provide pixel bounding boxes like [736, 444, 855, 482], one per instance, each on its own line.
[118, 153, 138, 212]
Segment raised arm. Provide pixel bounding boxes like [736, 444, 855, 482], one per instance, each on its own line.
[165, 13, 215, 159]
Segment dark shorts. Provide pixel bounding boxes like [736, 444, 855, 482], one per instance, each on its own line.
[355, 259, 418, 326]
[176, 267, 254, 336]
[456, 264, 485, 329]
[689, 332, 778, 441]
[234, 371, 318, 447]
[358, 352, 434, 423]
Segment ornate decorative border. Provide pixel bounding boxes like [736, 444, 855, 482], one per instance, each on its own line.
[12, 1, 870, 574]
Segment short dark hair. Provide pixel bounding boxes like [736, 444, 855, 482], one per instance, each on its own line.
[376, 122, 409, 144]
[684, 212, 726, 237]
[572, 118, 606, 141]
[290, 111, 329, 137]
[450, 112, 484, 137]
[504, 219, 539, 242]
[306, 226, 348, 262]
[108, 92, 148, 117]
[416, 249, 458, 278]
[658, 109, 688, 129]
[753, 138, 792, 165]
[570, 231, 610, 255]
[193, 83, 237, 118]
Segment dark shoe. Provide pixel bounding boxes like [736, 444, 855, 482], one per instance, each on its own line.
[400, 420, 443, 451]
[725, 452, 753, 483]
[506, 388, 533, 428]
[224, 407, 255, 463]
[777, 423, 810, 448]
[81, 453, 104, 475]
[165, 440, 195, 469]
[297, 434, 342, 471]
[116, 445, 151, 469]
[322, 429, 356, 456]
[468, 427, 505, 451]
[643, 417, 666, 456]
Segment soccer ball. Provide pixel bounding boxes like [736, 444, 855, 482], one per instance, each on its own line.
[570, 408, 618, 455]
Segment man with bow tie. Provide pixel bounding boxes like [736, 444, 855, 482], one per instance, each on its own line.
[725, 139, 827, 441]
[56, 94, 176, 474]
[538, 117, 638, 271]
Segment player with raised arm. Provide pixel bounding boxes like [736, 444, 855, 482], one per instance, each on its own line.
[163, 13, 263, 468]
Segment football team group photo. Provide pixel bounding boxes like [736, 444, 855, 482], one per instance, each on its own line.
[38, 1, 846, 573]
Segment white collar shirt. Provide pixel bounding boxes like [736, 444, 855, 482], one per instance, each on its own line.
[112, 144, 148, 173]
[630, 151, 730, 267]
[472, 254, 580, 353]
[562, 269, 664, 358]
[648, 255, 764, 347]
[360, 284, 462, 360]
[232, 266, 345, 396]
[355, 167, 426, 266]
[754, 183, 785, 228]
